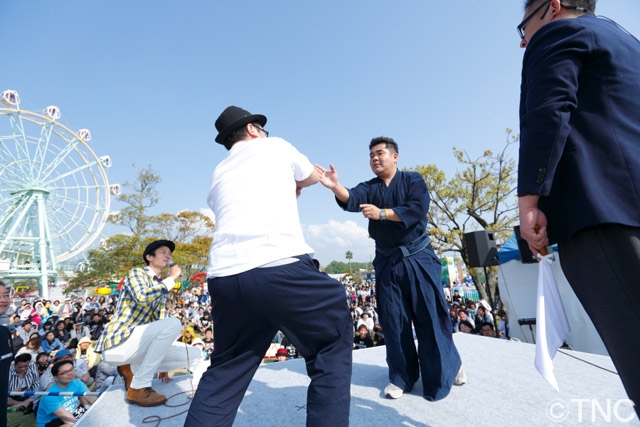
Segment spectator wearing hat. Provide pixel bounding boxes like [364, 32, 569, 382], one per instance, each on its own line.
[18, 302, 35, 323]
[275, 347, 289, 362]
[31, 301, 45, 325]
[76, 337, 101, 372]
[363, 303, 378, 324]
[185, 106, 352, 427]
[94, 240, 201, 407]
[356, 311, 374, 332]
[39, 348, 92, 391]
[70, 321, 90, 341]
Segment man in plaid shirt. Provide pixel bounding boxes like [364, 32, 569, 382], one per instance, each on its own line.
[95, 240, 201, 407]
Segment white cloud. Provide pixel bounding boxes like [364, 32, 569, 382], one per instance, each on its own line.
[302, 220, 375, 266]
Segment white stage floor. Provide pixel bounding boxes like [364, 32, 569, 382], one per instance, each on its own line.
[76, 333, 638, 426]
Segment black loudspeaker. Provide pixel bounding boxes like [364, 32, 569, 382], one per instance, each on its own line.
[514, 225, 537, 264]
[463, 230, 499, 268]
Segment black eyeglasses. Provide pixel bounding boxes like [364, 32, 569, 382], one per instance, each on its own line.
[517, 0, 551, 40]
[252, 124, 269, 137]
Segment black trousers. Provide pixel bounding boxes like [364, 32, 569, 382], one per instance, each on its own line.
[559, 224, 640, 418]
[184, 255, 353, 427]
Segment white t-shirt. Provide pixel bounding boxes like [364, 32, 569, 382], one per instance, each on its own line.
[206, 137, 315, 277]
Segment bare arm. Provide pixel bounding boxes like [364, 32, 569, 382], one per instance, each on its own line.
[80, 394, 97, 405]
[315, 164, 350, 204]
[294, 166, 322, 198]
[53, 407, 77, 425]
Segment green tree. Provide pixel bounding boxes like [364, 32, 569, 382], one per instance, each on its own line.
[410, 129, 519, 305]
[68, 167, 215, 291]
[323, 261, 370, 275]
[345, 250, 353, 273]
[151, 210, 215, 243]
[324, 261, 349, 274]
[111, 164, 161, 237]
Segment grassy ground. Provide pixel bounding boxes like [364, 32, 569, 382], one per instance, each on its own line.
[7, 410, 36, 427]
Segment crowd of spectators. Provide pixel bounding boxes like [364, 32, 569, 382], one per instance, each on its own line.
[342, 277, 511, 350]
[445, 288, 510, 339]
[2, 287, 213, 423]
[2, 275, 510, 423]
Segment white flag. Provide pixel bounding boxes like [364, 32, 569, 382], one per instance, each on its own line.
[535, 253, 570, 391]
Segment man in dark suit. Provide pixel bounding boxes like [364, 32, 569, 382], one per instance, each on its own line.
[516, 0, 640, 417]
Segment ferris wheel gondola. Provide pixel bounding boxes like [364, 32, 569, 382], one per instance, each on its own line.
[0, 90, 118, 298]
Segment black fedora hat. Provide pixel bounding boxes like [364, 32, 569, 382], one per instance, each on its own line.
[215, 106, 267, 144]
[143, 239, 175, 263]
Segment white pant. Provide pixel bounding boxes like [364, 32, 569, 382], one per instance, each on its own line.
[102, 317, 202, 389]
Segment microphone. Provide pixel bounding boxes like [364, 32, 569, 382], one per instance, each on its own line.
[167, 260, 181, 290]
[168, 260, 180, 276]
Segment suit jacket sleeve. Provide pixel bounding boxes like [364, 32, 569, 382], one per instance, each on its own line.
[518, 21, 591, 195]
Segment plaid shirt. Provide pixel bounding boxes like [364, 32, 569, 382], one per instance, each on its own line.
[95, 267, 171, 353]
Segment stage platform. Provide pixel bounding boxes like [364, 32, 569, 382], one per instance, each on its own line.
[76, 333, 638, 426]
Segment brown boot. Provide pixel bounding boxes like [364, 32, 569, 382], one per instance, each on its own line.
[126, 387, 167, 407]
[117, 364, 133, 390]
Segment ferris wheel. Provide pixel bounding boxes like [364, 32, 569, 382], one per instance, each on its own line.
[0, 89, 120, 297]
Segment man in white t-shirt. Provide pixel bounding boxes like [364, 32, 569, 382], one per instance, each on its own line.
[185, 106, 352, 427]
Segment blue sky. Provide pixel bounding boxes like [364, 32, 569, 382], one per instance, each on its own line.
[2, 1, 639, 267]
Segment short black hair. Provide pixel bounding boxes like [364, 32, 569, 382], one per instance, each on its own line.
[223, 122, 262, 151]
[15, 353, 32, 364]
[52, 359, 74, 377]
[524, 0, 595, 14]
[480, 321, 495, 331]
[459, 320, 474, 331]
[369, 136, 398, 154]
